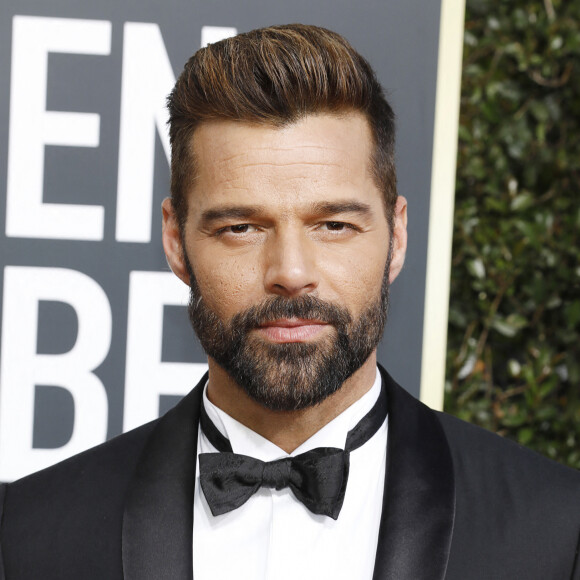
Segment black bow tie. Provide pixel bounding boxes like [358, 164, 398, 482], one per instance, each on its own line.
[198, 379, 387, 520]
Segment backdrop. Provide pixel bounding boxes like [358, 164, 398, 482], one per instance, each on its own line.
[0, 0, 458, 481]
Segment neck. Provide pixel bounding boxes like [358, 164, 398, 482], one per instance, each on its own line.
[205, 354, 378, 453]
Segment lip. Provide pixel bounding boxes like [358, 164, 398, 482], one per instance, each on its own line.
[255, 318, 329, 343]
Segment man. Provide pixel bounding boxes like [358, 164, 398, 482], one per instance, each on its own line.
[0, 23, 579, 580]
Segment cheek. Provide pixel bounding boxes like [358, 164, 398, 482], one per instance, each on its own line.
[322, 248, 388, 312]
[192, 255, 262, 316]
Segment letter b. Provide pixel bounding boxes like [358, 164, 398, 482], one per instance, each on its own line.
[0, 267, 111, 481]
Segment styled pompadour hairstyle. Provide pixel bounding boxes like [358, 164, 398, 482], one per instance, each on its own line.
[167, 23, 397, 228]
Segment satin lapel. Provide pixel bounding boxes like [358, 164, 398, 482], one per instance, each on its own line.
[373, 366, 455, 580]
[122, 374, 206, 580]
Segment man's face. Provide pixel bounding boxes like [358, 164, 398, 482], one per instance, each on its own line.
[163, 112, 407, 410]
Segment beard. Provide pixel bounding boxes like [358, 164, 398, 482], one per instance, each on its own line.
[185, 250, 391, 411]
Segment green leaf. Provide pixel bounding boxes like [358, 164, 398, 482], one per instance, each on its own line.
[492, 318, 518, 337]
[510, 192, 534, 211]
[518, 428, 534, 445]
[467, 258, 486, 279]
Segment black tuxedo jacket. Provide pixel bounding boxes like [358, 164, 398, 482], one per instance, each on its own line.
[1, 367, 579, 579]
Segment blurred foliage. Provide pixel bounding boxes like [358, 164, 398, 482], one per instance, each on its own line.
[445, 0, 580, 468]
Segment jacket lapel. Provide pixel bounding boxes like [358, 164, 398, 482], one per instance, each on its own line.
[373, 366, 455, 580]
[122, 374, 206, 580]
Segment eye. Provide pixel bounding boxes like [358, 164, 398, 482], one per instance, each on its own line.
[229, 224, 251, 234]
[216, 223, 255, 235]
[320, 221, 358, 232]
[324, 221, 347, 231]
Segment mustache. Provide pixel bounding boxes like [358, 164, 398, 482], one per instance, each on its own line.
[231, 295, 352, 332]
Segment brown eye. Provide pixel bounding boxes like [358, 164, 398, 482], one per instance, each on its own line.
[326, 222, 346, 230]
[230, 224, 250, 233]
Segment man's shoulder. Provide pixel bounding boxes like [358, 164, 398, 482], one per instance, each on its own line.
[0, 375, 206, 579]
[436, 409, 580, 485]
[432, 410, 580, 578]
[0, 420, 160, 579]
[382, 364, 580, 489]
[2, 418, 158, 534]
[435, 409, 580, 521]
[5, 375, 207, 498]
[7, 419, 157, 495]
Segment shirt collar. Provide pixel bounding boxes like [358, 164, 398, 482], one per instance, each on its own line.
[202, 366, 382, 462]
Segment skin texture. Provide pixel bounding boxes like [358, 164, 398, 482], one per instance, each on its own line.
[162, 112, 407, 452]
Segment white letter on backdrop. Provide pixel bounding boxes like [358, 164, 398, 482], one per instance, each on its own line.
[123, 271, 207, 431]
[200, 26, 237, 47]
[5, 16, 111, 240]
[0, 267, 111, 482]
[115, 23, 175, 243]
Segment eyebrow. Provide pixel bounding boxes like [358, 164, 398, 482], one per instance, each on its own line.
[198, 200, 373, 228]
[308, 201, 373, 218]
[199, 206, 262, 228]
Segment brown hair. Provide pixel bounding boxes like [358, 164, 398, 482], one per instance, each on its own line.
[167, 23, 397, 228]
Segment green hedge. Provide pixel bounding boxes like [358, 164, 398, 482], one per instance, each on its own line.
[445, 0, 580, 468]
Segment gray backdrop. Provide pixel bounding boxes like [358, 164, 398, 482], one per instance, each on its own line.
[0, 0, 441, 481]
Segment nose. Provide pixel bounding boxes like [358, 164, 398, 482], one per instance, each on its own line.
[263, 228, 318, 297]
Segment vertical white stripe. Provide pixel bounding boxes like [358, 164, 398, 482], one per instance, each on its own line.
[420, 0, 467, 410]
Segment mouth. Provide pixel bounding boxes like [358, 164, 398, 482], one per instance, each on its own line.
[254, 318, 329, 343]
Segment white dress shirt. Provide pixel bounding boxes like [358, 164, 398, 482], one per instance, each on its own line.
[192, 367, 388, 580]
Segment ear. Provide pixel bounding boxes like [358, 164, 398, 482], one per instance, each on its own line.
[161, 197, 190, 286]
[388, 196, 408, 284]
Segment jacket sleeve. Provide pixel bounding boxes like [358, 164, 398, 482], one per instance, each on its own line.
[572, 526, 580, 580]
[0, 483, 7, 580]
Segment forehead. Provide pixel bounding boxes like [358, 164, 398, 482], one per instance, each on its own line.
[187, 112, 380, 210]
